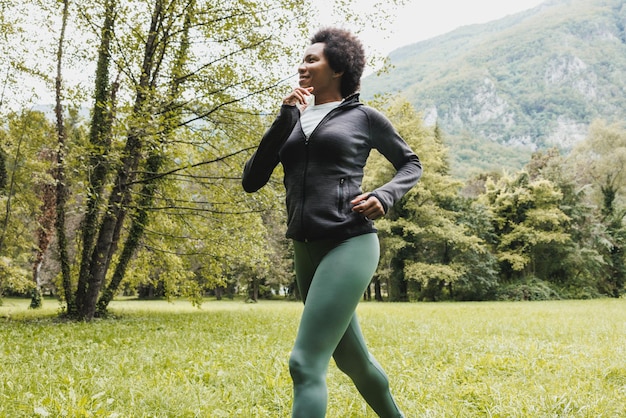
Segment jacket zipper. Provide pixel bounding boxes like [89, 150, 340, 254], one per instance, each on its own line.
[300, 137, 309, 240]
[338, 178, 345, 213]
[299, 105, 343, 241]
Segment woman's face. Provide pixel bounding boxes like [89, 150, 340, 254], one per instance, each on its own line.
[298, 42, 342, 96]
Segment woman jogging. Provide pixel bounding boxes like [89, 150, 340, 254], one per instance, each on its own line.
[242, 27, 422, 418]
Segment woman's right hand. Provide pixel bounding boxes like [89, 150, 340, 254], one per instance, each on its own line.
[283, 86, 314, 109]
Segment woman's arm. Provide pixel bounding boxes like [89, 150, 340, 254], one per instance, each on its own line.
[242, 105, 300, 192]
[365, 107, 423, 212]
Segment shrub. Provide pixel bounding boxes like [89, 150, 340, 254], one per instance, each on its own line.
[497, 277, 562, 301]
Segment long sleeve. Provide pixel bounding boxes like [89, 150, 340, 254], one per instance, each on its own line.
[242, 105, 300, 193]
[366, 108, 422, 213]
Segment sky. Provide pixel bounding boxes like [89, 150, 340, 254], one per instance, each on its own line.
[317, 0, 546, 56]
[14, 0, 548, 107]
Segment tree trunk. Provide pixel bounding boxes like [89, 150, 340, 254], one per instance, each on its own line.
[96, 2, 192, 315]
[0, 147, 6, 191]
[374, 278, 383, 301]
[31, 150, 57, 309]
[609, 240, 625, 297]
[389, 262, 409, 302]
[75, 0, 116, 318]
[97, 154, 163, 315]
[79, 0, 163, 320]
[248, 278, 259, 302]
[82, 138, 141, 319]
[52, 0, 74, 314]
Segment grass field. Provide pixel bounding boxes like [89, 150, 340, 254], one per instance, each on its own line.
[1, 297, 625, 417]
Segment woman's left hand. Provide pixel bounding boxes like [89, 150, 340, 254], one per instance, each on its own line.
[351, 193, 385, 220]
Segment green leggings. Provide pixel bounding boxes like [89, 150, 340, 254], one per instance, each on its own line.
[290, 233, 404, 418]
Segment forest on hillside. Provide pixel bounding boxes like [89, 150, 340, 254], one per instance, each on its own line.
[1, 1, 625, 321]
[361, 0, 626, 178]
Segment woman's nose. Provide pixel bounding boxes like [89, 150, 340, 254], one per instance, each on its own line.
[298, 62, 306, 73]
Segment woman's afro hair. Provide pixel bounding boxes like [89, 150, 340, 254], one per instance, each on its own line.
[310, 28, 365, 98]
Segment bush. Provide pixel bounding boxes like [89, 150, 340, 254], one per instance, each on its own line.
[497, 277, 562, 301]
[0, 257, 33, 298]
[558, 285, 603, 300]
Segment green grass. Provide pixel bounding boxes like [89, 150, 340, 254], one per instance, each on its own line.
[1, 298, 626, 417]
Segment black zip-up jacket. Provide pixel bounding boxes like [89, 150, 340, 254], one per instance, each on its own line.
[242, 93, 422, 241]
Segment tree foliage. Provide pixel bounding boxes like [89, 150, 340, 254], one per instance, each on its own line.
[567, 120, 626, 296]
[0, 111, 57, 297]
[0, 0, 411, 317]
[364, 98, 497, 301]
[361, 97, 624, 302]
[0, 0, 623, 311]
[52, 0, 312, 320]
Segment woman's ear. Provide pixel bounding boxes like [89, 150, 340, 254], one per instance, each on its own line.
[333, 71, 344, 78]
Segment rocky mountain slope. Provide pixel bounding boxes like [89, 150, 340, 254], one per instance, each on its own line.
[362, 0, 626, 158]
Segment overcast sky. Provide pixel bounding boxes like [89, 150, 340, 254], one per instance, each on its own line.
[17, 0, 548, 106]
[316, 0, 546, 56]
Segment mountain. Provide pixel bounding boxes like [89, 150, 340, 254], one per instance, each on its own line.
[361, 0, 626, 177]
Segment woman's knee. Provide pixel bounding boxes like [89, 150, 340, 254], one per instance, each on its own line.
[289, 349, 321, 384]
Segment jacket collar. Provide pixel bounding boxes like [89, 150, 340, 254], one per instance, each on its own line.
[339, 92, 362, 108]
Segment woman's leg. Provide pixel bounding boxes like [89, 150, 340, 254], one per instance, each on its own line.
[289, 234, 403, 417]
[333, 317, 404, 418]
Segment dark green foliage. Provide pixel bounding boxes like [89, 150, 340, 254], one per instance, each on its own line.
[365, 98, 625, 301]
[366, 98, 500, 301]
[445, 134, 533, 179]
[602, 213, 626, 297]
[448, 200, 500, 301]
[496, 277, 561, 301]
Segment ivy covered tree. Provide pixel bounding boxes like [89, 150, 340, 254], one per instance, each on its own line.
[0, 0, 313, 320]
[0, 147, 6, 191]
